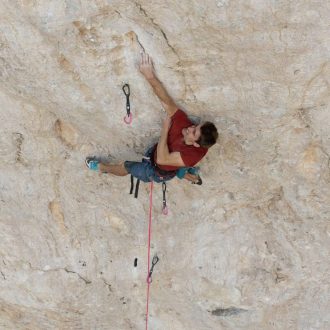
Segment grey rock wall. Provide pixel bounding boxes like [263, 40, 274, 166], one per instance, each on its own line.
[0, 1, 329, 329]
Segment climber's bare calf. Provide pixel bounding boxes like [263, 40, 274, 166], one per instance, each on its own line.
[99, 163, 128, 176]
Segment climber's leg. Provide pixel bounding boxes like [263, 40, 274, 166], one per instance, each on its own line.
[99, 162, 128, 176]
[86, 157, 128, 176]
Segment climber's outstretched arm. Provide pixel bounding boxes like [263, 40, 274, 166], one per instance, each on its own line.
[139, 52, 178, 117]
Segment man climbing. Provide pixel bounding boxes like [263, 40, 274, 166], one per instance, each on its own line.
[86, 53, 218, 183]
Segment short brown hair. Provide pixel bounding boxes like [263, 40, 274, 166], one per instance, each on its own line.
[197, 122, 218, 148]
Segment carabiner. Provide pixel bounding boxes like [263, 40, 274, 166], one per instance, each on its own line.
[147, 254, 159, 283]
[162, 205, 168, 215]
[122, 83, 132, 124]
[152, 255, 159, 267]
[122, 83, 130, 96]
[124, 113, 132, 124]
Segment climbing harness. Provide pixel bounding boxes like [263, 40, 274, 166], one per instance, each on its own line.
[129, 176, 169, 215]
[145, 181, 154, 330]
[162, 182, 168, 215]
[147, 254, 159, 284]
[130, 175, 140, 198]
[122, 83, 132, 124]
[128, 146, 174, 214]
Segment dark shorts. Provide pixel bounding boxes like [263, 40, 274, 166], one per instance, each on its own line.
[124, 147, 176, 183]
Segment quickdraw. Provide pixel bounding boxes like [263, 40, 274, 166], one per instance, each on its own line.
[147, 254, 159, 284]
[162, 182, 168, 215]
[122, 83, 132, 124]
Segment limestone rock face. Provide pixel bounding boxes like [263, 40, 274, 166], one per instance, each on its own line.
[0, 1, 329, 329]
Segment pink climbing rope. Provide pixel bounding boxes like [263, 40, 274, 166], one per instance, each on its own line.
[145, 181, 154, 330]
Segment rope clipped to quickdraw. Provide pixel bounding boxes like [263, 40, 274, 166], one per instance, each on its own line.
[130, 175, 140, 198]
[122, 83, 132, 124]
[162, 182, 168, 215]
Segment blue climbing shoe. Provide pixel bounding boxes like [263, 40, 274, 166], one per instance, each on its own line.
[85, 157, 99, 171]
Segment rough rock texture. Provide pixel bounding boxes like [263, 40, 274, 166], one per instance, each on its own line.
[0, 1, 329, 329]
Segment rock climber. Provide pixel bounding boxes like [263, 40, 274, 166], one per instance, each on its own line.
[86, 52, 218, 184]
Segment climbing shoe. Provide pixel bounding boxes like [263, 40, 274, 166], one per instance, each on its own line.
[85, 157, 99, 171]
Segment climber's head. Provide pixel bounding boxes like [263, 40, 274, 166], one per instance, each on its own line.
[182, 122, 218, 148]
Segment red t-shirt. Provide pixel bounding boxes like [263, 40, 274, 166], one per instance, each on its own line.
[154, 109, 208, 171]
